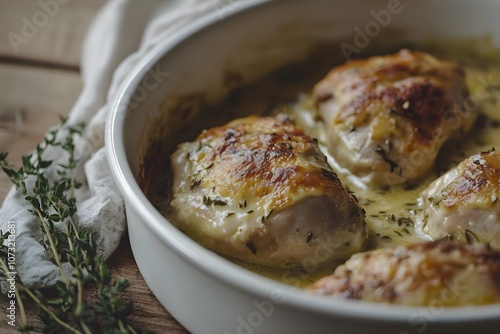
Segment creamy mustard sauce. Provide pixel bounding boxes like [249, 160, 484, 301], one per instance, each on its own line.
[145, 41, 500, 288]
[285, 42, 500, 253]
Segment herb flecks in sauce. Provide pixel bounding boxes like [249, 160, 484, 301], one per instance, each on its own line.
[145, 41, 500, 288]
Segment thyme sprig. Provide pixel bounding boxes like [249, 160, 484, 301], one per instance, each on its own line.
[0, 117, 147, 334]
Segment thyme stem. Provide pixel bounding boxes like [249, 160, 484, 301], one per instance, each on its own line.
[21, 286, 83, 334]
[0, 119, 147, 333]
[36, 209, 70, 284]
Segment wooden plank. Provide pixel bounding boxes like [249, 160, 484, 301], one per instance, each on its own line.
[0, 235, 188, 333]
[0, 63, 83, 158]
[0, 63, 82, 122]
[0, 237, 187, 332]
[0, 0, 106, 68]
[0, 63, 83, 201]
[0, 63, 188, 332]
[107, 236, 188, 333]
[0, 1, 189, 331]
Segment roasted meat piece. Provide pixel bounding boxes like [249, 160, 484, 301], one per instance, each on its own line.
[310, 240, 500, 306]
[170, 115, 367, 268]
[420, 149, 500, 248]
[313, 49, 476, 187]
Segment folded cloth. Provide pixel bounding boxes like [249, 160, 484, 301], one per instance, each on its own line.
[0, 0, 235, 290]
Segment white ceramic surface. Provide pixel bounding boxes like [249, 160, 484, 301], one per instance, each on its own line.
[106, 0, 500, 333]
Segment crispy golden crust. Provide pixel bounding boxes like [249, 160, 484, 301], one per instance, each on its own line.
[186, 114, 348, 210]
[309, 240, 500, 306]
[170, 115, 367, 268]
[313, 49, 476, 186]
[438, 149, 500, 209]
[313, 49, 468, 146]
[420, 150, 500, 248]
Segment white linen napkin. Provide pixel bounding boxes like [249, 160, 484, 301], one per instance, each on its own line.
[0, 0, 235, 289]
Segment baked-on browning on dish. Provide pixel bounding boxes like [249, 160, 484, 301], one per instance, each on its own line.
[170, 115, 367, 268]
[309, 240, 500, 306]
[313, 49, 477, 188]
[420, 149, 500, 248]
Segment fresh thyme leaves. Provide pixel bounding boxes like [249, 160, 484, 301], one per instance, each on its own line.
[0, 117, 148, 334]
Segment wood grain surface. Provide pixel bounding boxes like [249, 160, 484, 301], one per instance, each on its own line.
[0, 1, 188, 333]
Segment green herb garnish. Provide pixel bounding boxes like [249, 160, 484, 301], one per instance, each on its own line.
[0, 117, 148, 334]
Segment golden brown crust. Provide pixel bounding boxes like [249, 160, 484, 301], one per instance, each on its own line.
[438, 149, 500, 209]
[170, 115, 367, 268]
[309, 240, 500, 306]
[314, 50, 468, 148]
[312, 49, 476, 186]
[189, 114, 347, 210]
[420, 150, 500, 248]
[337, 82, 452, 146]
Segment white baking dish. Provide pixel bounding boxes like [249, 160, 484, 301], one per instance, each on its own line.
[106, 0, 500, 333]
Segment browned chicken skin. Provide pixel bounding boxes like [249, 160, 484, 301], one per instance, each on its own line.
[170, 115, 367, 269]
[309, 240, 500, 306]
[420, 149, 500, 248]
[313, 49, 477, 188]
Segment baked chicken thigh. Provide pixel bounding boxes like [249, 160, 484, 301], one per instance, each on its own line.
[310, 240, 500, 306]
[420, 149, 500, 248]
[313, 49, 476, 187]
[170, 115, 367, 269]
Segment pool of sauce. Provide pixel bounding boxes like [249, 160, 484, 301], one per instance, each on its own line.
[143, 40, 500, 288]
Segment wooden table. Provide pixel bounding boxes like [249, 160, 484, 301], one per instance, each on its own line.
[0, 1, 188, 332]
